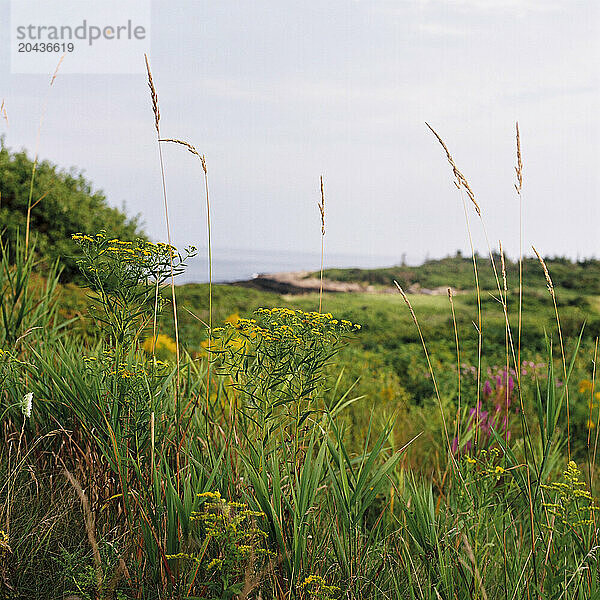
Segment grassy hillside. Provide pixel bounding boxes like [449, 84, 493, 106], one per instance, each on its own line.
[314, 253, 600, 293]
[0, 143, 144, 280]
[57, 259, 600, 454]
[3, 236, 599, 598]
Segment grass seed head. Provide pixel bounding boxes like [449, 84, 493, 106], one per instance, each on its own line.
[499, 241, 507, 293]
[532, 245, 555, 298]
[50, 54, 65, 86]
[318, 175, 325, 236]
[515, 121, 523, 194]
[0, 99, 7, 127]
[425, 122, 480, 216]
[144, 54, 160, 134]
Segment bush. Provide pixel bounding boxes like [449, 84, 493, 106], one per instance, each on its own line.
[0, 141, 144, 281]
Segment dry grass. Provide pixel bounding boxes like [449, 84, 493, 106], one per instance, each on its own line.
[426, 123, 483, 444]
[515, 122, 524, 376]
[63, 467, 103, 590]
[515, 122, 523, 195]
[533, 244, 571, 458]
[426, 125, 541, 591]
[158, 137, 213, 427]
[318, 175, 326, 314]
[144, 54, 182, 476]
[425, 122, 480, 216]
[0, 99, 8, 128]
[25, 55, 64, 256]
[394, 281, 451, 453]
[145, 54, 160, 134]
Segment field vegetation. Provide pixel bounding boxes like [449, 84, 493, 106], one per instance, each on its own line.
[1, 66, 600, 599]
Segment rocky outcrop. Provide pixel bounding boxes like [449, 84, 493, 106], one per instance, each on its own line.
[233, 271, 458, 296]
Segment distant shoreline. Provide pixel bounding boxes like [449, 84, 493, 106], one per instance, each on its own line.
[229, 271, 454, 296]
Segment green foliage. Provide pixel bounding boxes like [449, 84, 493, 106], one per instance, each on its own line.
[542, 461, 598, 531]
[73, 231, 196, 345]
[0, 141, 144, 281]
[0, 236, 63, 346]
[316, 252, 600, 294]
[56, 548, 99, 600]
[212, 308, 359, 443]
[2, 231, 600, 599]
[298, 575, 340, 600]
[169, 281, 598, 459]
[168, 491, 272, 599]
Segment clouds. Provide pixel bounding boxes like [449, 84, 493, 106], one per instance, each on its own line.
[1, 0, 598, 265]
[396, 0, 565, 13]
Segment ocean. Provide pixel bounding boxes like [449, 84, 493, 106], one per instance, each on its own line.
[179, 247, 401, 284]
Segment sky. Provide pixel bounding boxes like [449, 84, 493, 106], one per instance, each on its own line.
[1, 0, 599, 272]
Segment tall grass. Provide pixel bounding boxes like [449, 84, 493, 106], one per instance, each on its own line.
[24, 55, 64, 257]
[144, 54, 182, 452]
[318, 176, 326, 314]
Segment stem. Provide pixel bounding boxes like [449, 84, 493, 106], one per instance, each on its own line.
[203, 159, 212, 421]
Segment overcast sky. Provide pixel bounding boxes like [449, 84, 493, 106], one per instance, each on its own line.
[1, 0, 598, 268]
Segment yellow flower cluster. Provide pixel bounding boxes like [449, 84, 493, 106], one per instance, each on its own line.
[166, 490, 271, 578]
[237, 316, 297, 343]
[72, 233, 188, 274]
[542, 461, 600, 527]
[298, 574, 341, 599]
[299, 575, 327, 588]
[206, 558, 224, 570]
[74, 234, 153, 264]
[216, 307, 361, 346]
[0, 529, 9, 555]
[579, 380, 600, 429]
[71, 233, 96, 242]
[142, 334, 177, 355]
[198, 490, 222, 500]
[110, 365, 147, 379]
[224, 313, 240, 325]
[579, 380, 599, 395]
[463, 449, 507, 479]
[257, 307, 360, 330]
[165, 551, 199, 563]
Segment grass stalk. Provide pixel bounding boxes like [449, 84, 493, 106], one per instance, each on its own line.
[201, 155, 212, 419]
[25, 55, 64, 257]
[157, 139, 213, 427]
[144, 54, 182, 477]
[515, 123, 524, 378]
[394, 282, 452, 462]
[532, 246, 570, 459]
[426, 123, 482, 448]
[318, 175, 326, 314]
[427, 124, 542, 593]
[63, 467, 103, 591]
[448, 287, 461, 449]
[592, 338, 600, 486]
[500, 241, 510, 444]
[0, 99, 7, 129]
